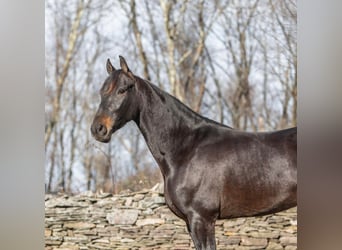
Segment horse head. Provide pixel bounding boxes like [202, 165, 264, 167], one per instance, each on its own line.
[91, 56, 139, 142]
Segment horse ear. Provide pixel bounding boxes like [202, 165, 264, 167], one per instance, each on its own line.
[119, 55, 134, 79]
[119, 55, 131, 74]
[106, 58, 115, 74]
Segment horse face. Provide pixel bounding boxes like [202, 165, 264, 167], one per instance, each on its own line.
[91, 56, 137, 143]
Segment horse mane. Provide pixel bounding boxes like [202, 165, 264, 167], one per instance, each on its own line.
[138, 77, 233, 130]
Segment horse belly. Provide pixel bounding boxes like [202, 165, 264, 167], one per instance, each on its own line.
[218, 140, 296, 218]
[219, 177, 296, 219]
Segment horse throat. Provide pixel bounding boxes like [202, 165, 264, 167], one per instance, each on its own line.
[134, 81, 201, 175]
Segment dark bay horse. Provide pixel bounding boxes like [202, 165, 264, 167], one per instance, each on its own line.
[91, 56, 297, 250]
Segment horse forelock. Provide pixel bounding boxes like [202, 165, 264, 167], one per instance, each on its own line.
[101, 70, 124, 95]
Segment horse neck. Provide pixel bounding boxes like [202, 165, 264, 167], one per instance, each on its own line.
[134, 79, 204, 173]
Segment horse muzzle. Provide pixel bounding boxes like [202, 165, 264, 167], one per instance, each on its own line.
[91, 116, 114, 143]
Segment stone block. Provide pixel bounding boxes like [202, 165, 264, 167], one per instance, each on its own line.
[106, 209, 139, 225]
[240, 236, 268, 248]
[280, 236, 297, 246]
[136, 218, 165, 226]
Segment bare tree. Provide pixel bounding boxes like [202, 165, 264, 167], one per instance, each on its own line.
[45, 0, 85, 148]
[217, 0, 260, 130]
[269, 0, 297, 128]
[45, 0, 297, 193]
[130, 0, 151, 80]
[45, 0, 112, 192]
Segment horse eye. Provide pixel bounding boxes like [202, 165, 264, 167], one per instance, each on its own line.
[118, 88, 126, 94]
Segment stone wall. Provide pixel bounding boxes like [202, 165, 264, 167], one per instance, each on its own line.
[45, 185, 297, 250]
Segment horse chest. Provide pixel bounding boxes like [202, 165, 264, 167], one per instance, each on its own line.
[163, 182, 188, 221]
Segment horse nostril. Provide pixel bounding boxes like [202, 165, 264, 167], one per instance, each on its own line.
[96, 124, 107, 136]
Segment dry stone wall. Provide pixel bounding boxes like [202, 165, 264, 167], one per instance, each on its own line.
[45, 185, 297, 250]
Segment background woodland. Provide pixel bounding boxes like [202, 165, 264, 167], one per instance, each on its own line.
[45, 0, 296, 194]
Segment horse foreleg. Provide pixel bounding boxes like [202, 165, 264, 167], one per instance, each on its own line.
[187, 214, 217, 250]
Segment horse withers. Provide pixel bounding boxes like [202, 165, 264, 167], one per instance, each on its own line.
[91, 56, 297, 250]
